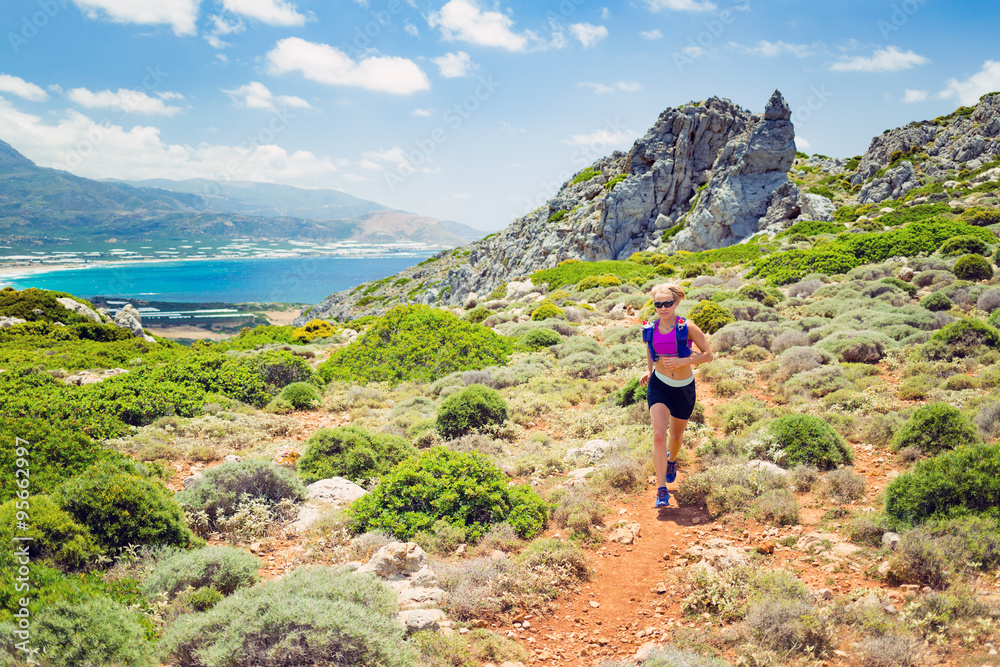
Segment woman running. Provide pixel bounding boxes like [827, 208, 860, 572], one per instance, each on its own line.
[639, 283, 713, 508]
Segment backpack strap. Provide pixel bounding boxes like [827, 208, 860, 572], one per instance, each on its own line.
[641, 318, 659, 362]
[675, 316, 691, 358]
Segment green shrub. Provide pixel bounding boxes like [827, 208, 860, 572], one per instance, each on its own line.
[530, 300, 564, 321]
[920, 291, 953, 311]
[521, 328, 562, 349]
[891, 402, 980, 455]
[816, 330, 895, 363]
[278, 381, 321, 410]
[682, 563, 808, 622]
[175, 459, 305, 526]
[160, 566, 410, 667]
[940, 235, 989, 257]
[297, 426, 415, 484]
[570, 168, 602, 185]
[349, 448, 547, 541]
[925, 318, 1000, 359]
[465, 306, 490, 324]
[141, 546, 260, 598]
[547, 209, 567, 223]
[0, 495, 104, 570]
[317, 305, 513, 386]
[189, 586, 224, 611]
[14, 594, 156, 667]
[960, 207, 1000, 226]
[880, 276, 919, 297]
[411, 627, 527, 667]
[763, 414, 853, 470]
[436, 385, 508, 439]
[752, 489, 800, 525]
[953, 253, 994, 281]
[0, 287, 97, 324]
[0, 417, 126, 503]
[688, 300, 734, 334]
[53, 460, 192, 553]
[614, 376, 647, 408]
[885, 442, 1000, 525]
[530, 260, 657, 291]
[681, 263, 715, 279]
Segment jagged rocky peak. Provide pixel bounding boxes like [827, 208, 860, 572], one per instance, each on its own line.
[0, 139, 35, 170]
[669, 90, 829, 251]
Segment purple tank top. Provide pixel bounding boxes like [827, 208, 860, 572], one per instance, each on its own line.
[652, 319, 678, 357]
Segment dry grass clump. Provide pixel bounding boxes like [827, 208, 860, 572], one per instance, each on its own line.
[816, 467, 867, 503]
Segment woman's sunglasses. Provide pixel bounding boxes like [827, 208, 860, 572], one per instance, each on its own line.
[653, 300, 676, 309]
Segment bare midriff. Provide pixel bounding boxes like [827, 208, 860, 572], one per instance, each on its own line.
[655, 355, 693, 381]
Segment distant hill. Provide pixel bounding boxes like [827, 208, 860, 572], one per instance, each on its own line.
[108, 177, 388, 221]
[0, 139, 467, 248]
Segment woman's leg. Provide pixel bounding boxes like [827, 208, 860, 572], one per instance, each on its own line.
[667, 415, 689, 464]
[650, 402, 671, 485]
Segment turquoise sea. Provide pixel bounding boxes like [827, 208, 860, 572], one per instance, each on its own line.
[1, 253, 436, 304]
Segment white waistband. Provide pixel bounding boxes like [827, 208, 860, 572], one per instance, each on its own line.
[654, 370, 694, 387]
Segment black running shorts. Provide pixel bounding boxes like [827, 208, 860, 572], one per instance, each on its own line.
[646, 372, 696, 421]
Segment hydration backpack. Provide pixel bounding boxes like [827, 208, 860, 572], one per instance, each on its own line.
[641, 316, 691, 362]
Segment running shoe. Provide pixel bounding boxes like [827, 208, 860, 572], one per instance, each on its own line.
[654, 486, 670, 508]
[665, 459, 678, 484]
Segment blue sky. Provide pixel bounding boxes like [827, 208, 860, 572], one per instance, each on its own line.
[0, 0, 998, 231]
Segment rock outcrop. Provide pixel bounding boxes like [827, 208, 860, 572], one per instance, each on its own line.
[113, 303, 155, 342]
[670, 91, 805, 250]
[56, 297, 103, 324]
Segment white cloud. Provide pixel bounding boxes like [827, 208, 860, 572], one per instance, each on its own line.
[902, 89, 929, 103]
[266, 37, 431, 95]
[0, 98, 340, 186]
[0, 74, 48, 102]
[221, 0, 308, 26]
[570, 23, 608, 48]
[829, 46, 929, 73]
[211, 14, 245, 34]
[361, 145, 436, 173]
[205, 35, 231, 49]
[683, 45, 705, 58]
[795, 136, 812, 150]
[412, 108, 434, 116]
[601, 7, 610, 19]
[938, 60, 1000, 106]
[426, 0, 536, 52]
[578, 80, 641, 94]
[72, 0, 199, 35]
[66, 87, 184, 116]
[743, 40, 815, 58]
[562, 128, 633, 147]
[404, 21, 419, 37]
[223, 82, 311, 111]
[432, 51, 476, 78]
[640, 29, 662, 40]
[640, 0, 716, 12]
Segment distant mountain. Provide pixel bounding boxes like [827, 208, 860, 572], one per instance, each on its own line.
[109, 177, 388, 221]
[439, 219, 489, 241]
[0, 139, 466, 248]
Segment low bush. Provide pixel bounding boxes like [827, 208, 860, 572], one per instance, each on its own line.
[530, 300, 564, 321]
[349, 448, 548, 541]
[682, 563, 808, 622]
[953, 253, 994, 281]
[141, 546, 260, 598]
[787, 464, 820, 493]
[891, 402, 980, 455]
[0, 495, 104, 570]
[762, 414, 853, 470]
[924, 318, 1000, 359]
[317, 305, 513, 386]
[920, 291, 953, 312]
[614, 376, 647, 408]
[817, 468, 867, 503]
[548, 486, 605, 537]
[687, 300, 734, 334]
[436, 385, 508, 439]
[939, 235, 989, 257]
[411, 628, 527, 667]
[752, 489, 800, 525]
[521, 328, 562, 349]
[297, 426, 415, 484]
[676, 463, 787, 515]
[859, 634, 921, 667]
[961, 206, 1000, 226]
[278, 381, 321, 410]
[745, 597, 833, 655]
[817, 330, 894, 363]
[885, 442, 1000, 524]
[160, 566, 410, 667]
[15, 594, 156, 667]
[53, 460, 192, 553]
[176, 459, 305, 527]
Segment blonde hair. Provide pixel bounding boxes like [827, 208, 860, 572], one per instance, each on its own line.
[650, 283, 685, 303]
